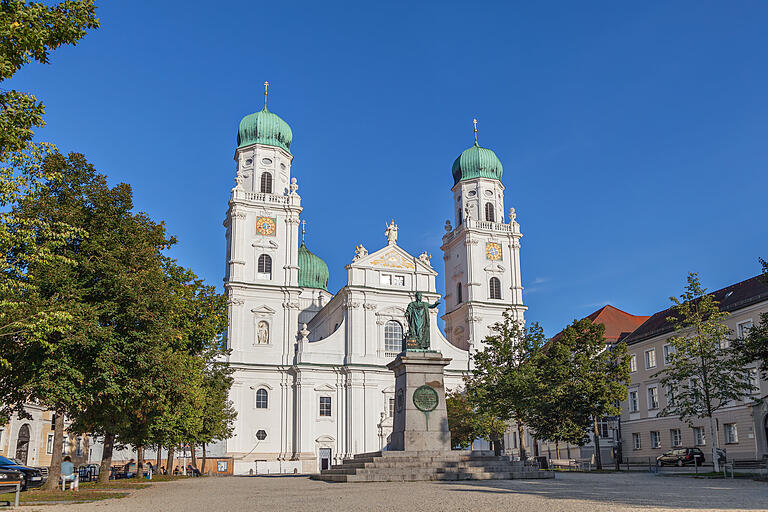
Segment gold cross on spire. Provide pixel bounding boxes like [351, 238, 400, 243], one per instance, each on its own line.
[473, 118, 478, 144]
[301, 219, 306, 243]
[264, 81, 269, 109]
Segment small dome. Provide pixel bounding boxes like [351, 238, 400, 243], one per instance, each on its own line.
[237, 107, 292, 153]
[451, 142, 503, 186]
[298, 242, 329, 291]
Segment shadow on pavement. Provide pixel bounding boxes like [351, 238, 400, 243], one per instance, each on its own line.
[439, 472, 768, 510]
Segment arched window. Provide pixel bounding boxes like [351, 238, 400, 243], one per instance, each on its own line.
[260, 172, 273, 193]
[257, 254, 272, 275]
[456, 282, 463, 304]
[485, 203, 495, 222]
[457, 209, 462, 225]
[255, 388, 268, 409]
[384, 320, 404, 353]
[489, 277, 501, 299]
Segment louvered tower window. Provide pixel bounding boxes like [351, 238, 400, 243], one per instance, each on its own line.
[257, 254, 272, 275]
[260, 172, 273, 193]
[485, 203, 495, 222]
[489, 277, 501, 299]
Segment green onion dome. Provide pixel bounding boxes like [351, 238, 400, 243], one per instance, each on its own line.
[237, 107, 293, 153]
[451, 142, 503, 186]
[298, 242, 329, 291]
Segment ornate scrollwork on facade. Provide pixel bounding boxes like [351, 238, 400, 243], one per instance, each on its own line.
[228, 297, 245, 306]
[343, 301, 361, 310]
[363, 303, 377, 310]
[286, 216, 301, 225]
[282, 302, 300, 310]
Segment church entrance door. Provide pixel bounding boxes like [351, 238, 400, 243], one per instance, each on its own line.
[15, 424, 30, 465]
[319, 448, 331, 471]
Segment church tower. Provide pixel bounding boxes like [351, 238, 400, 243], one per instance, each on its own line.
[224, 83, 303, 368]
[440, 120, 526, 354]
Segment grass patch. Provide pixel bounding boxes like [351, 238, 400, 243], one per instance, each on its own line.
[0, 489, 127, 503]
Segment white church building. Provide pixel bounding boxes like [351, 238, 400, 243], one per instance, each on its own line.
[223, 96, 526, 474]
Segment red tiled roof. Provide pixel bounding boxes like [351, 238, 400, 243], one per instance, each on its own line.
[553, 305, 649, 343]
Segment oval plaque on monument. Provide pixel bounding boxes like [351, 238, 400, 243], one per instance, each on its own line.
[412, 385, 438, 412]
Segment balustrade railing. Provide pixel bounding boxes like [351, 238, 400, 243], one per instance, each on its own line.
[234, 189, 291, 204]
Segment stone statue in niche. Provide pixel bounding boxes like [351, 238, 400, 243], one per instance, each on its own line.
[257, 321, 270, 344]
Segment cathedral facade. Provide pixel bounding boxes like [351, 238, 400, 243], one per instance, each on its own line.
[223, 100, 526, 474]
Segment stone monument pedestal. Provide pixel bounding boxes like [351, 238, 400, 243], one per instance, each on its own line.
[386, 351, 451, 452]
[311, 349, 554, 482]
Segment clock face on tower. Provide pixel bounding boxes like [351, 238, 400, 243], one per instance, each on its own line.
[255, 216, 276, 236]
[485, 242, 502, 261]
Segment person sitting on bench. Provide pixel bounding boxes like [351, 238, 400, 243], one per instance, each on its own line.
[61, 456, 79, 491]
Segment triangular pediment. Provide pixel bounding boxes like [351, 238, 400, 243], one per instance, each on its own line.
[251, 304, 276, 315]
[351, 244, 435, 274]
[314, 383, 336, 392]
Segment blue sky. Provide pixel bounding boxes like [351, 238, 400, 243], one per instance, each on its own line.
[11, 1, 768, 336]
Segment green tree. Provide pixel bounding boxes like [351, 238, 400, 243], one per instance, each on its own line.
[526, 318, 630, 465]
[196, 360, 236, 473]
[0, 0, 98, 158]
[8, 152, 176, 486]
[733, 259, 768, 377]
[655, 273, 752, 472]
[446, 390, 476, 449]
[0, 0, 98, 435]
[465, 313, 545, 458]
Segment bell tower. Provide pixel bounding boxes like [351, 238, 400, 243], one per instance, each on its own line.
[224, 82, 303, 365]
[440, 120, 526, 355]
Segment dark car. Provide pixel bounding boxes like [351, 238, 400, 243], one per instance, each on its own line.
[0, 467, 25, 494]
[0, 456, 45, 490]
[656, 448, 705, 467]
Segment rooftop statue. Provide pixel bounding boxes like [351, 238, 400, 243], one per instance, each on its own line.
[405, 292, 440, 350]
[385, 220, 398, 245]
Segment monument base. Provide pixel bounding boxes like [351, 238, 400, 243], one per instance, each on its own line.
[310, 450, 554, 482]
[387, 351, 451, 452]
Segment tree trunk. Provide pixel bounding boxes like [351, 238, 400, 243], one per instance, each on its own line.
[166, 445, 175, 475]
[191, 443, 197, 470]
[201, 443, 207, 474]
[517, 423, 527, 460]
[709, 415, 720, 472]
[155, 444, 162, 472]
[555, 441, 560, 459]
[97, 432, 115, 484]
[136, 445, 144, 479]
[43, 412, 66, 490]
[533, 438, 540, 457]
[593, 417, 603, 470]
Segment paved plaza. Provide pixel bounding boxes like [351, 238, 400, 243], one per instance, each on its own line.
[30, 472, 768, 512]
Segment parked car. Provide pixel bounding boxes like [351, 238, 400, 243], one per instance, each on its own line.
[0, 467, 25, 493]
[0, 456, 45, 490]
[656, 448, 705, 467]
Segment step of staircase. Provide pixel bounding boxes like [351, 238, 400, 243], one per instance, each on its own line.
[311, 450, 554, 483]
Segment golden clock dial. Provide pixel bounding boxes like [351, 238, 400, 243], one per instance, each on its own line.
[486, 242, 502, 261]
[255, 216, 276, 236]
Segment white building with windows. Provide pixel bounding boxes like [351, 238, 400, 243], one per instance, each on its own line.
[223, 100, 526, 473]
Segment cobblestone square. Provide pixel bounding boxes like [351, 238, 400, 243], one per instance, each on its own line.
[32, 472, 768, 512]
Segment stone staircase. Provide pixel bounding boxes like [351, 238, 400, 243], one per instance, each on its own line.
[310, 450, 554, 482]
